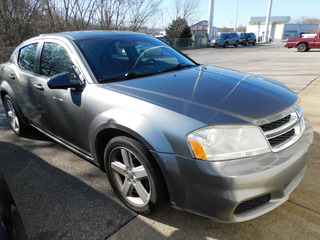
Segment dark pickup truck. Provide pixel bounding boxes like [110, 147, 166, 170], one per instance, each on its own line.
[285, 31, 320, 52]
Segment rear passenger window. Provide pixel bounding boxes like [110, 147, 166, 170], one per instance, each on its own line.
[40, 42, 73, 77]
[18, 43, 38, 72]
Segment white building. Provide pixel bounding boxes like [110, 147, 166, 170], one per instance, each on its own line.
[246, 16, 319, 41]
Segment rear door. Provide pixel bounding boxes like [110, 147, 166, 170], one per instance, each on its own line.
[9, 42, 51, 128]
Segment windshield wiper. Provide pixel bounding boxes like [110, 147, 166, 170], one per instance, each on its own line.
[99, 72, 155, 83]
[158, 64, 195, 74]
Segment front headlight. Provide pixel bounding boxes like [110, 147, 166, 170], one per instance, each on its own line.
[187, 126, 271, 161]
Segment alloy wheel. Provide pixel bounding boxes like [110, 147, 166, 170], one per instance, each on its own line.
[5, 99, 20, 133]
[109, 147, 151, 207]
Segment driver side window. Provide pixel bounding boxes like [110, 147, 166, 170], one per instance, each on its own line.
[40, 42, 73, 77]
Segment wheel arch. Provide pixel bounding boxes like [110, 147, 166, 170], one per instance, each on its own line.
[0, 88, 29, 126]
[93, 124, 172, 203]
[93, 124, 156, 171]
[298, 42, 309, 47]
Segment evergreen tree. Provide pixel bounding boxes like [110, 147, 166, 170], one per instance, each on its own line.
[166, 18, 192, 39]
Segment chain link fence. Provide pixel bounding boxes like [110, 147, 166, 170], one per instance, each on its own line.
[0, 47, 15, 63]
[165, 35, 209, 50]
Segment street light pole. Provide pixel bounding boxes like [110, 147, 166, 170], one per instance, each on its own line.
[207, 0, 215, 40]
[265, 0, 273, 42]
[234, 0, 239, 32]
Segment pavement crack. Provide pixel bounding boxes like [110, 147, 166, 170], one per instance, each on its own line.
[288, 200, 320, 215]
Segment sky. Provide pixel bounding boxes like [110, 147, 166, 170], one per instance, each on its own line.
[161, 0, 320, 28]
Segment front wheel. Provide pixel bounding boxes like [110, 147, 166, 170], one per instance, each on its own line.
[297, 43, 307, 52]
[223, 41, 228, 48]
[234, 41, 239, 47]
[104, 136, 167, 214]
[253, 40, 256, 46]
[3, 95, 29, 136]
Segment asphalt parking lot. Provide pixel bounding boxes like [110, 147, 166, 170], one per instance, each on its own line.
[1, 42, 320, 240]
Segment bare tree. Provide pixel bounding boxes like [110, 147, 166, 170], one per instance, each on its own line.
[128, 0, 162, 32]
[219, 27, 233, 33]
[170, 0, 200, 24]
[41, 0, 97, 32]
[95, 0, 129, 30]
[294, 16, 320, 24]
[0, 0, 40, 46]
[236, 25, 246, 33]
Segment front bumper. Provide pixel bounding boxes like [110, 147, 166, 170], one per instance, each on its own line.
[210, 42, 224, 47]
[153, 122, 313, 222]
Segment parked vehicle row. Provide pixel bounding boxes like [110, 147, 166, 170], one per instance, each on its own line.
[211, 32, 256, 48]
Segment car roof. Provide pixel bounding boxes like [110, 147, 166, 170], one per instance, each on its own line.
[39, 30, 146, 41]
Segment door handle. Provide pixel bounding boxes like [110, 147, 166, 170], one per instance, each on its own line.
[8, 74, 15, 80]
[33, 83, 44, 91]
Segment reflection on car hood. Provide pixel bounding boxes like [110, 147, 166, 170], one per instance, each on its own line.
[104, 65, 297, 124]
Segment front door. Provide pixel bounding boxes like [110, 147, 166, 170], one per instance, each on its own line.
[38, 41, 89, 153]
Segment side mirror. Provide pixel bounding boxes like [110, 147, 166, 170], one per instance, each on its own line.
[47, 72, 82, 90]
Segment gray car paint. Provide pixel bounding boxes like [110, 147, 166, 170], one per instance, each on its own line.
[0, 31, 313, 222]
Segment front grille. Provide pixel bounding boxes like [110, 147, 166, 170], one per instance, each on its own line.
[260, 115, 291, 132]
[235, 194, 271, 214]
[260, 110, 304, 152]
[268, 129, 295, 147]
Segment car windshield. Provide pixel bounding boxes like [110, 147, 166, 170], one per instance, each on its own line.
[74, 35, 196, 82]
[239, 33, 245, 37]
[216, 34, 228, 39]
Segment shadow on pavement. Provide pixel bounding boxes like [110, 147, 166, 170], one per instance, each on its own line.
[0, 140, 136, 240]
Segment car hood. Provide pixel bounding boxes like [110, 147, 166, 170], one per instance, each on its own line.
[104, 65, 297, 125]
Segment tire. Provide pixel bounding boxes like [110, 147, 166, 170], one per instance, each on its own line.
[3, 95, 29, 136]
[253, 40, 256, 46]
[234, 41, 239, 47]
[223, 41, 228, 48]
[297, 43, 307, 52]
[104, 136, 167, 214]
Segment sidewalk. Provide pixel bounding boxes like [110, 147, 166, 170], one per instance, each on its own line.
[108, 77, 320, 240]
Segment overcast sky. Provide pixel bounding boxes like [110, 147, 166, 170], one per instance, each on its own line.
[161, 0, 320, 28]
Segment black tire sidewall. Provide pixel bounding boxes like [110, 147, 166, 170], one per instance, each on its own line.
[298, 43, 307, 52]
[104, 136, 163, 214]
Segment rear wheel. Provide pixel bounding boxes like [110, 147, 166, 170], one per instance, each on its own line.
[104, 136, 167, 214]
[223, 41, 228, 48]
[3, 95, 29, 136]
[253, 40, 256, 46]
[245, 41, 249, 46]
[234, 41, 239, 47]
[297, 43, 307, 52]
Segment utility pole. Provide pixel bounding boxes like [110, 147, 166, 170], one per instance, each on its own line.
[207, 0, 215, 40]
[234, 0, 239, 32]
[265, 0, 273, 42]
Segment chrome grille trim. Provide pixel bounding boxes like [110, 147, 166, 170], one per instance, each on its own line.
[263, 112, 298, 139]
[260, 109, 305, 152]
